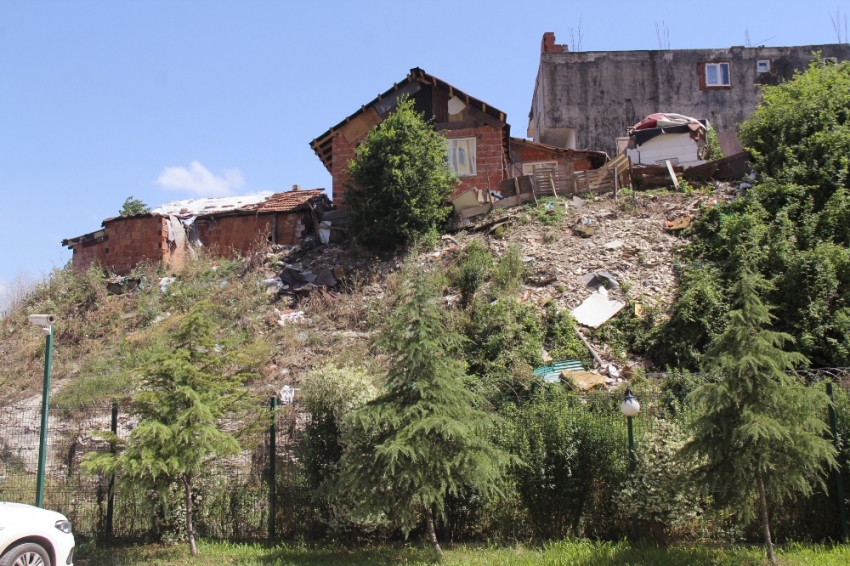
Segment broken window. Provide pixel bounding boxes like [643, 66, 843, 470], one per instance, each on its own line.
[447, 137, 477, 177]
[705, 62, 731, 86]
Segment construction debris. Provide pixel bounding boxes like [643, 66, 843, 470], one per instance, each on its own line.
[571, 291, 626, 329]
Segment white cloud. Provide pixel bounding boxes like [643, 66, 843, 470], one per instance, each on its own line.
[155, 161, 245, 197]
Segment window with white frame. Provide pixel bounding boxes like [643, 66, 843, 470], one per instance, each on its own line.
[705, 62, 731, 86]
[757, 60, 770, 73]
[447, 137, 477, 177]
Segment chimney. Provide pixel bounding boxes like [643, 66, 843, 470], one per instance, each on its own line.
[292, 184, 301, 192]
[541, 32, 565, 54]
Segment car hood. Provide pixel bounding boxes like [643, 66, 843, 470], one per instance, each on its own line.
[0, 502, 68, 522]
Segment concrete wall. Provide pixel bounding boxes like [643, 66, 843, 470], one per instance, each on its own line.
[531, 37, 850, 156]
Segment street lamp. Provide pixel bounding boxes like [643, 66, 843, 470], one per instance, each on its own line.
[620, 387, 640, 473]
[29, 314, 56, 508]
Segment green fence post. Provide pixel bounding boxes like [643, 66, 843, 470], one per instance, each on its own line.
[269, 396, 277, 542]
[827, 382, 849, 542]
[35, 325, 54, 508]
[106, 401, 118, 538]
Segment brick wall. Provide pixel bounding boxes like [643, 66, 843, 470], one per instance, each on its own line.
[330, 125, 507, 206]
[70, 212, 308, 275]
[70, 216, 168, 275]
[442, 126, 506, 198]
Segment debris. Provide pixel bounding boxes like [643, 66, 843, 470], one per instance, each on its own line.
[571, 292, 626, 328]
[571, 196, 586, 208]
[607, 365, 620, 379]
[573, 218, 597, 238]
[441, 234, 460, 246]
[280, 385, 298, 404]
[518, 289, 532, 303]
[276, 309, 306, 326]
[635, 303, 645, 318]
[574, 327, 604, 367]
[582, 271, 620, 290]
[604, 240, 624, 250]
[541, 348, 553, 364]
[666, 216, 692, 231]
[564, 370, 608, 391]
[158, 277, 176, 292]
[314, 268, 337, 287]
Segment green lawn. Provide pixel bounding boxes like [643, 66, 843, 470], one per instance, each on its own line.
[75, 539, 850, 565]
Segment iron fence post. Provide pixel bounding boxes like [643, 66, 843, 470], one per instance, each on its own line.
[35, 325, 54, 508]
[627, 416, 636, 473]
[106, 401, 118, 538]
[269, 396, 277, 542]
[827, 382, 849, 542]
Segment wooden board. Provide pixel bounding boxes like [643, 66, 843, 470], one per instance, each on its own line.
[340, 107, 382, 143]
[717, 131, 744, 157]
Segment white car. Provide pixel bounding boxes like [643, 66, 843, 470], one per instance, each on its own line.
[0, 503, 75, 566]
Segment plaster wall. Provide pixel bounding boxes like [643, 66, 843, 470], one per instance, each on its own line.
[532, 43, 850, 156]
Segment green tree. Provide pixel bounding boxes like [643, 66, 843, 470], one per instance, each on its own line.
[84, 302, 265, 555]
[681, 265, 835, 564]
[120, 195, 151, 216]
[343, 97, 457, 249]
[335, 269, 512, 556]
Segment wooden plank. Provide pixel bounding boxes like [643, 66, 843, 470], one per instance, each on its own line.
[717, 130, 744, 157]
[340, 107, 382, 143]
[665, 159, 680, 190]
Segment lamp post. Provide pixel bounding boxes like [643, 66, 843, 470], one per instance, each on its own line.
[29, 314, 56, 508]
[620, 387, 640, 473]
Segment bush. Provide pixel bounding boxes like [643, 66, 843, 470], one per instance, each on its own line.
[452, 240, 493, 306]
[343, 97, 458, 249]
[492, 243, 528, 295]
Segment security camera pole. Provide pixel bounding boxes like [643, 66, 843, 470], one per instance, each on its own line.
[29, 314, 56, 508]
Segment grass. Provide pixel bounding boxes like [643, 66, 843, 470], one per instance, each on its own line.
[74, 539, 850, 565]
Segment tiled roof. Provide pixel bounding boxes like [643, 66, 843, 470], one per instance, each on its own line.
[256, 189, 327, 212]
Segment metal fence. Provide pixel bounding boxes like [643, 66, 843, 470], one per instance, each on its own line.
[1, 369, 848, 542]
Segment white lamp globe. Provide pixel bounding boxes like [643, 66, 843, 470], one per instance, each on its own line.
[620, 389, 640, 418]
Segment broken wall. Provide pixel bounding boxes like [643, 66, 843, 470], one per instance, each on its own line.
[71, 216, 168, 275]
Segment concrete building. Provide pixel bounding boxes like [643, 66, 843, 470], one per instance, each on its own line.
[529, 32, 850, 156]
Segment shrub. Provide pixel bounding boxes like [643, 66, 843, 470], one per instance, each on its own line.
[492, 243, 528, 295]
[453, 240, 493, 306]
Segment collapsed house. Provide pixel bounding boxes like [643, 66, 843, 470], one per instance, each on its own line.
[62, 187, 331, 275]
[625, 113, 709, 167]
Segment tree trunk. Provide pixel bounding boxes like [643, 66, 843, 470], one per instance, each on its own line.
[183, 474, 198, 556]
[425, 506, 443, 557]
[756, 471, 776, 565]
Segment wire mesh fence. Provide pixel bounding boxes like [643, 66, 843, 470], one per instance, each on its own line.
[1, 368, 848, 542]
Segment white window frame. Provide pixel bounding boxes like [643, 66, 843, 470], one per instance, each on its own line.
[447, 137, 477, 177]
[705, 62, 731, 86]
[522, 161, 558, 176]
[756, 60, 770, 73]
[823, 56, 838, 65]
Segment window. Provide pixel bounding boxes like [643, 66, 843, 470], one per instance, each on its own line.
[522, 161, 558, 176]
[823, 56, 838, 65]
[757, 60, 770, 73]
[705, 62, 731, 86]
[447, 138, 477, 177]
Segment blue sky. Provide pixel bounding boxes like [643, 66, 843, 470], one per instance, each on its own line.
[1, 0, 848, 292]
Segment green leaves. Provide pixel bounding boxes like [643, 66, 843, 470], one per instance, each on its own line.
[343, 97, 457, 250]
[335, 269, 512, 533]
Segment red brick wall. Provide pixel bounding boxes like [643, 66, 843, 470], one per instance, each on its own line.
[196, 215, 273, 257]
[70, 217, 168, 275]
[442, 126, 506, 198]
[330, 125, 507, 206]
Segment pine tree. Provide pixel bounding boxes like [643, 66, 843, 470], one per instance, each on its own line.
[84, 302, 264, 555]
[681, 265, 835, 564]
[343, 97, 457, 249]
[335, 268, 512, 556]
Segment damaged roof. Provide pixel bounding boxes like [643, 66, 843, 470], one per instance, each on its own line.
[510, 137, 609, 165]
[62, 189, 328, 247]
[310, 67, 509, 173]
